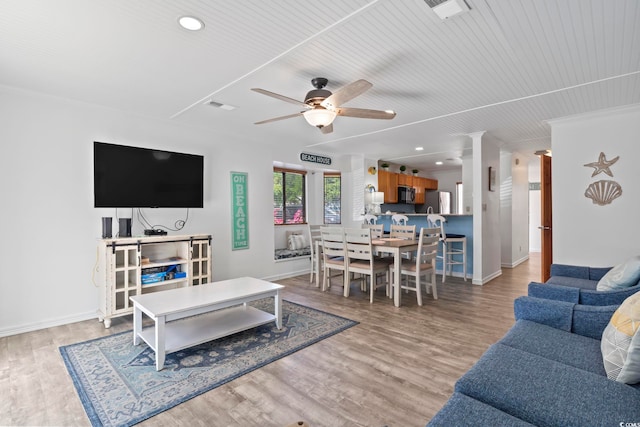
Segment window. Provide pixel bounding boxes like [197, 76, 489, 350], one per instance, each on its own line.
[323, 172, 341, 224]
[456, 182, 464, 214]
[273, 168, 306, 224]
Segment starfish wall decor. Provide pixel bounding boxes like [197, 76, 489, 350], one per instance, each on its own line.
[583, 152, 619, 177]
[583, 152, 622, 206]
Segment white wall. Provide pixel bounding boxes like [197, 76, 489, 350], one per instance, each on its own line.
[0, 85, 356, 336]
[500, 153, 529, 267]
[528, 159, 541, 252]
[462, 155, 473, 214]
[471, 132, 502, 284]
[549, 104, 640, 267]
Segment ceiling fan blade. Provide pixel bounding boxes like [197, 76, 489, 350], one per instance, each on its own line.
[335, 107, 396, 120]
[251, 88, 309, 108]
[321, 79, 372, 110]
[254, 112, 303, 125]
[320, 123, 333, 134]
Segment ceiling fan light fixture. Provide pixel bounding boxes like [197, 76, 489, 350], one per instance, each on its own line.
[303, 108, 337, 128]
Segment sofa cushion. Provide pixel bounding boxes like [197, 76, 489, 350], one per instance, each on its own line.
[597, 256, 640, 291]
[499, 320, 606, 376]
[546, 275, 598, 290]
[426, 392, 535, 427]
[601, 292, 640, 384]
[455, 343, 640, 426]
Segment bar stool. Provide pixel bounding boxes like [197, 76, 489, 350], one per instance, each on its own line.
[391, 214, 409, 225]
[427, 214, 467, 282]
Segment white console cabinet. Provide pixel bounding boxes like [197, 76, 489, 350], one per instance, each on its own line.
[96, 234, 212, 328]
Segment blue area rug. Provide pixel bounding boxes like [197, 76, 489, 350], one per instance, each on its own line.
[60, 299, 357, 427]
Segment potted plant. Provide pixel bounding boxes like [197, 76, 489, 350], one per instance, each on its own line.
[412, 169, 419, 176]
[399, 165, 406, 173]
[380, 162, 389, 171]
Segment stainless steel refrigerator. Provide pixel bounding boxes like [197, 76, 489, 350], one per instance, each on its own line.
[424, 191, 452, 214]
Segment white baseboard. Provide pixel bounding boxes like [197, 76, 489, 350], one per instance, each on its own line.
[472, 269, 503, 285]
[0, 310, 98, 338]
[501, 255, 530, 269]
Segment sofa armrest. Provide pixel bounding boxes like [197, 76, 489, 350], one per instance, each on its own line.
[549, 263, 589, 279]
[514, 296, 574, 332]
[528, 282, 580, 303]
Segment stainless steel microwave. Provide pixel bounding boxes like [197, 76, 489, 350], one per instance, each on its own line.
[398, 186, 416, 204]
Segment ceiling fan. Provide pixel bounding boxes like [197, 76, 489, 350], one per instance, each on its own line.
[251, 77, 396, 134]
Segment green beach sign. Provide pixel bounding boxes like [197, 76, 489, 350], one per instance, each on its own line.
[231, 171, 249, 250]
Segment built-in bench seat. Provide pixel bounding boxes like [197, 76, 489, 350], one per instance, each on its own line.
[274, 246, 311, 260]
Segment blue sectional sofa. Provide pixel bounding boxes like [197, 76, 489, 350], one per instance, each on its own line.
[528, 263, 640, 306]
[427, 296, 640, 426]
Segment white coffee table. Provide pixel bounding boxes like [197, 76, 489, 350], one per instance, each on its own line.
[130, 277, 284, 370]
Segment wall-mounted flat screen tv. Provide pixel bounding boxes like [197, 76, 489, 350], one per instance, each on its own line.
[94, 141, 204, 208]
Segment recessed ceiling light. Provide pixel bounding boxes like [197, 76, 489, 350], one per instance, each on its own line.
[415, 147, 424, 151]
[435, 161, 443, 165]
[178, 16, 205, 31]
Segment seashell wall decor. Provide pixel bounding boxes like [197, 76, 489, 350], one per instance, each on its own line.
[584, 180, 622, 206]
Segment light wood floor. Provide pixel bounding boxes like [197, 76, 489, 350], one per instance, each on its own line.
[1, 255, 540, 427]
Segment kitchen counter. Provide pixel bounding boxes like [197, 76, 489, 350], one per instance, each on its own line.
[374, 213, 473, 280]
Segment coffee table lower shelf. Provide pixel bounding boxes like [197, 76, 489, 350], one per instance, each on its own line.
[137, 305, 276, 358]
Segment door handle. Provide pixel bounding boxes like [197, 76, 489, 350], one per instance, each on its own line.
[538, 226, 551, 230]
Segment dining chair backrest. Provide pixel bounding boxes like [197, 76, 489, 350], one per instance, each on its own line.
[427, 214, 447, 240]
[308, 224, 322, 253]
[391, 214, 409, 225]
[363, 214, 378, 225]
[363, 223, 384, 239]
[390, 224, 416, 240]
[320, 227, 345, 260]
[344, 228, 374, 265]
[416, 227, 440, 270]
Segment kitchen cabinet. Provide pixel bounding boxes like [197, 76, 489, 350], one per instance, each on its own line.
[378, 170, 398, 203]
[397, 174, 413, 187]
[414, 177, 426, 204]
[424, 178, 438, 190]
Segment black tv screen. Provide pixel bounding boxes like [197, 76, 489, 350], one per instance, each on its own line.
[94, 142, 204, 208]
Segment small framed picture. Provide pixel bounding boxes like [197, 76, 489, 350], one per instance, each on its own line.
[489, 166, 496, 191]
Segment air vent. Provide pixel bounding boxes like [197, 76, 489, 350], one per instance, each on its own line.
[204, 100, 236, 111]
[425, 0, 470, 20]
[423, 0, 448, 7]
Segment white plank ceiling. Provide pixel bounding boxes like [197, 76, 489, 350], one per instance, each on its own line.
[1, 0, 638, 171]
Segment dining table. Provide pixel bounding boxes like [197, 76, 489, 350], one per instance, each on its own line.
[314, 236, 419, 307]
[371, 237, 420, 307]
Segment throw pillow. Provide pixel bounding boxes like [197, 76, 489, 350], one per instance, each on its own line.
[601, 292, 640, 384]
[288, 234, 308, 250]
[597, 256, 640, 291]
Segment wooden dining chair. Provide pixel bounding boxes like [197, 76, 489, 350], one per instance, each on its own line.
[389, 226, 440, 305]
[308, 224, 323, 286]
[319, 227, 347, 292]
[344, 228, 390, 303]
[363, 223, 384, 239]
[390, 224, 417, 260]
